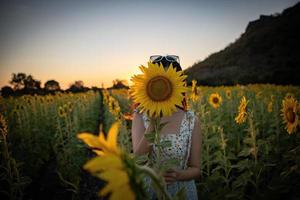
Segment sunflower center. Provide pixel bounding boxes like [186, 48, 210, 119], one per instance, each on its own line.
[213, 97, 219, 104]
[285, 108, 296, 123]
[146, 76, 173, 102]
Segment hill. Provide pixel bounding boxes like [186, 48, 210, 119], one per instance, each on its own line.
[184, 2, 300, 86]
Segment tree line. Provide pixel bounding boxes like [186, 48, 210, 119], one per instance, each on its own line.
[1, 73, 129, 97]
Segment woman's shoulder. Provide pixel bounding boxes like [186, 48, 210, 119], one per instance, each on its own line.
[133, 107, 139, 114]
[132, 106, 144, 116]
[133, 107, 149, 122]
[131, 103, 142, 114]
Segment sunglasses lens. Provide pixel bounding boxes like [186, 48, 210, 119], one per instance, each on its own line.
[166, 56, 175, 61]
[150, 55, 163, 62]
[150, 55, 180, 64]
[166, 55, 179, 63]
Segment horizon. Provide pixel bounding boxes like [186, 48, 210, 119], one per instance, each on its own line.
[0, 0, 298, 90]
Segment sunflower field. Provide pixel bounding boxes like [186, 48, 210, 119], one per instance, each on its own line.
[101, 83, 300, 199]
[187, 83, 300, 199]
[0, 91, 102, 199]
[1, 83, 300, 200]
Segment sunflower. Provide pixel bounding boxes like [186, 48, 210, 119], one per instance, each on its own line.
[209, 93, 222, 109]
[77, 122, 135, 200]
[11, 109, 18, 115]
[281, 96, 299, 134]
[67, 101, 73, 112]
[103, 89, 110, 104]
[130, 62, 187, 117]
[77, 122, 121, 156]
[123, 112, 133, 121]
[235, 96, 248, 124]
[237, 90, 244, 98]
[0, 113, 8, 137]
[285, 93, 294, 99]
[271, 95, 275, 101]
[267, 101, 273, 113]
[85, 154, 134, 200]
[225, 89, 232, 100]
[46, 95, 54, 103]
[256, 91, 262, 99]
[109, 97, 121, 118]
[39, 97, 44, 103]
[58, 106, 67, 118]
[191, 80, 199, 102]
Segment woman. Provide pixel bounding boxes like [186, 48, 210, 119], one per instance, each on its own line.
[131, 55, 202, 199]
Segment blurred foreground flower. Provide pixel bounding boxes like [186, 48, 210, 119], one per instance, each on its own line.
[77, 121, 176, 200]
[77, 122, 135, 200]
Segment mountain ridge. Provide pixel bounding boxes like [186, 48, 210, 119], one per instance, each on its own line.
[185, 2, 300, 85]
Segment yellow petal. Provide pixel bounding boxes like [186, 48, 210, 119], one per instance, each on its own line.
[109, 184, 135, 200]
[83, 155, 123, 173]
[107, 122, 120, 149]
[77, 133, 102, 149]
[98, 169, 129, 196]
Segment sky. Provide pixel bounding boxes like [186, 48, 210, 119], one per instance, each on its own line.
[0, 0, 298, 89]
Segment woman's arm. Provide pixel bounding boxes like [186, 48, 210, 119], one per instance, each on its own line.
[131, 111, 153, 155]
[164, 115, 202, 183]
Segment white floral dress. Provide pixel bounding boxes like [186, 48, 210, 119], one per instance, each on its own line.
[135, 109, 198, 200]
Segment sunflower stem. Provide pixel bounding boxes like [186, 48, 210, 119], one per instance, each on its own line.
[150, 116, 171, 199]
[137, 165, 172, 200]
[153, 117, 162, 171]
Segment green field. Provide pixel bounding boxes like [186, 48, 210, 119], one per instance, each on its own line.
[1, 84, 300, 199]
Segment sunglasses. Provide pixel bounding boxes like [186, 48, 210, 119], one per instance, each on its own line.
[149, 55, 180, 64]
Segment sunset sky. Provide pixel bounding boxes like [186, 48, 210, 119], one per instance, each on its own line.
[0, 0, 298, 89]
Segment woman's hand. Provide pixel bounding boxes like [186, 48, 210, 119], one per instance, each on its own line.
[163, 169, 180, 184]
[163, 166, 201, 183]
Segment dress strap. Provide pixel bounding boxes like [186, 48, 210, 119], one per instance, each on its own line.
[133, 108, 139, 113]
[183, 110, 195, 169]
[133, 108, 150, 129]
[142, 113, 150, 129]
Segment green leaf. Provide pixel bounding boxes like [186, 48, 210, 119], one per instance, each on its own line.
[144, 132, 155, 143]
[243, 138, 253, 145]
[257, 139, 265, 146]
[135, 154, 149, 165]
[211, 165, 223, 173]
[227, 152, 237, 160]
[238, 148, 251, 157]
[232, 159, 250, 171]
[174, 186, 186, 200]
[159, 140, 172, 147]
[159, 121, 169, 131]
[160, 158, 180, 173]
